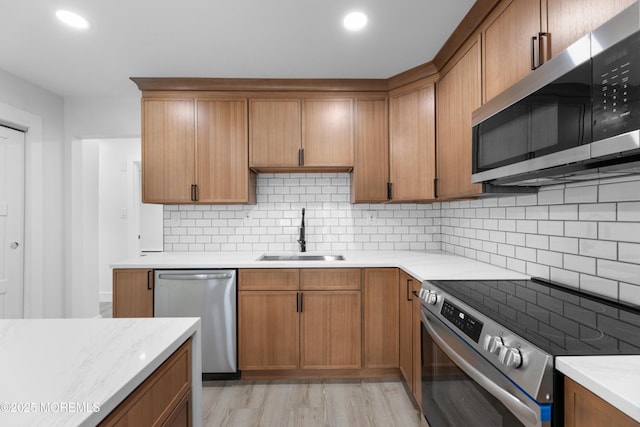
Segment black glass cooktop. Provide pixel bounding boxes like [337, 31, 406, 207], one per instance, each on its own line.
[428, 278, 640, 357]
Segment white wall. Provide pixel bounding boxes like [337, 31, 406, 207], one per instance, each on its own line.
[97, 139, 141, 302]
[0, 68, 64, 318]
[64, 96, 140, 317]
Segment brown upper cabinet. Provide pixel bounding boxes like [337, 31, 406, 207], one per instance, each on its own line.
[389, 79, 436, 202]
[481, 0, 544, 103]
[546, 0, 636, 58]
[351, 97, 390, 203]
[249, 97, 354, 171]
[436, 37, 483, 200]
[482, 0, 635, 103]
[142, 95, 256, 204]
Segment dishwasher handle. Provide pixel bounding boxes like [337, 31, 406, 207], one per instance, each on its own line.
[157, 273, 233, 281]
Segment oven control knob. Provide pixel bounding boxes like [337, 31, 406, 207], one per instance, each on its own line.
[418, 288, 428, 301]
[499, 346, 523, 369]
[425, 291, 438, 305]
[483, 335, 504, 355]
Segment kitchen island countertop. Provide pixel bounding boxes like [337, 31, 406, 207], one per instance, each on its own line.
[557, 356, 640, 423]
[111, 250, 530, 282]
[0, 317, 202, 427]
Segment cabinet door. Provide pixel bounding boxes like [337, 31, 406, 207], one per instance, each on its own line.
[238, 291, 300, 370]
[196, 99, 254, 203]
[547, 0, 636, 58]
[436, 38, 483, 200]
[483, 0, 542, 102]
[142, 99, 195, 203]
[352, 98, 389, 203]
[398, 270, 414, 386]
[411, 279, 422, 408]
[364, 268, 399, 368]
[112, 269, 153, 318]
[302, 99, 354, 167]
[389, 82, 436, 201]
[300, 291, 361, 369]
[249, 99, 301, 168]
[564, 377, 639, 427]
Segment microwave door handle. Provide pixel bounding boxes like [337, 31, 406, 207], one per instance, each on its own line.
[423, 313, 539, 427]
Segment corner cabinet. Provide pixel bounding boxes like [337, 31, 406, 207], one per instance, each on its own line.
[112, 269, 154, 318]
[399, 270, 422, 408]
[436, 37, 483, 200]
[389, 79, 437, 202]
[249, 97, 354, 171]
[141, 95, 256, 204]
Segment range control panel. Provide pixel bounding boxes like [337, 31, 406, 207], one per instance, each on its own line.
[441, 300, 483, 343]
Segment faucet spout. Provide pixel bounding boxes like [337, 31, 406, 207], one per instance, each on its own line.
[297, 208, 306, 252]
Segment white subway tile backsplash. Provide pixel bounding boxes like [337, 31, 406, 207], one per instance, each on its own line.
[164, 174, 640, 306]
[597, 259, 640, 286]
[619, 243, 640, 264]
[599, 222, 640, 243]
[564, 254, 596, 275]
[599, 180, 640, 202]
[619, 202, 640, 222]
[565, 185, 598, 203]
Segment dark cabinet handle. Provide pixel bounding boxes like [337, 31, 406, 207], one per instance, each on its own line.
[538, 32, 549, 67]
[147, 270, 153, 291]
[298, 148, 305, 166]
[387, 182, 393, 200]
[531, 35, 538, 70]
[296, 292, 299, 312]
[191, 184, 198, 202]
[407, 279, 413, 301]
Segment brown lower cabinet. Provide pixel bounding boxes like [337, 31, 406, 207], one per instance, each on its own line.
[363, 268, 399, 368]
[399, 270, 422, 408]
[238, 268, 362, 371]
[112, 269, 154, 318]
[564, 377, 639, 427]
[99, 338, 192, 427]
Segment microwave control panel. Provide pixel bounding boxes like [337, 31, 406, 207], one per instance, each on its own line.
[593, 31, 640, 141]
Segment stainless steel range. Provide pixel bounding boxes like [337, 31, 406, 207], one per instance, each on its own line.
[418, 278, 640, 427]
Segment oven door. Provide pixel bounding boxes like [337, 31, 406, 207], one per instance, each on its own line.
[421, 310, 551, 427]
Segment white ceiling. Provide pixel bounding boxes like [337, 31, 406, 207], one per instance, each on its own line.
[0, 0, 476, 98]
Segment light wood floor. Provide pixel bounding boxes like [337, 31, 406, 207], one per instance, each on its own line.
[202, 378, 427, 427]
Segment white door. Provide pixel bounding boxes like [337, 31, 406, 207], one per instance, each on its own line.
[0, 125, 25, 318]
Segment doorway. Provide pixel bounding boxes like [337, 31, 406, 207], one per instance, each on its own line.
[0, 125, 25, 318]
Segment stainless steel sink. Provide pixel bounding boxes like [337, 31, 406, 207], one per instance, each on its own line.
[257, 254, 345, 261]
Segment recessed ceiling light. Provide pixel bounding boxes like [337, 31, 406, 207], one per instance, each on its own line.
[343, 11, 368, 32]
[56, 10, 90, 30]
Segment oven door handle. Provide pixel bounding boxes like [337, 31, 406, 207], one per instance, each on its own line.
[423, 313, 540, 427]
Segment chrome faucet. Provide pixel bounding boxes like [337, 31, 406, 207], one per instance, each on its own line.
[297, 208, 306, 252]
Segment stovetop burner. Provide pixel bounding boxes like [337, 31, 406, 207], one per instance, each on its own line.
[427, 278, 640, 356]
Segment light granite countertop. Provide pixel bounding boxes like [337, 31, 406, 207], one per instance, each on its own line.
[111, 250, 530, 282]
[0, 318, 202, 427]
[556, 356, 640, 423]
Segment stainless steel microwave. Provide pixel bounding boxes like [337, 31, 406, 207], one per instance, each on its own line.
[471, 2, 640, 187]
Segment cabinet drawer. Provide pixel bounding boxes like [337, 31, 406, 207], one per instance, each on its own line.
[300, 268, 361, 290]
[239, 269, 300, 290]
[99, 338, 192, 427]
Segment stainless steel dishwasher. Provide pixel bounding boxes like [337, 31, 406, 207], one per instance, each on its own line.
[154, 270, 237, 379]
